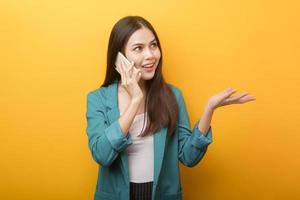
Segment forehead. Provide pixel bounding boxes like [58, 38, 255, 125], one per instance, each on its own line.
[126, 27, 156, 45]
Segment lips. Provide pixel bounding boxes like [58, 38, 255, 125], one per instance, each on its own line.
[142, 63, 155, 68]
[142, 63, 155, 73]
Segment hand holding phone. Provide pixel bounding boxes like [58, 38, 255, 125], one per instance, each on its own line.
[114, 51, 143, 100]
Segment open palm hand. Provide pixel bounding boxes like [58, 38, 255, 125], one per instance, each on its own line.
[207, 87, 256, 110]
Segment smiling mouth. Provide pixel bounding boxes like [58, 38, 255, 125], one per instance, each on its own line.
[142, 66, 155, 73]
[142, 63, 155, 68]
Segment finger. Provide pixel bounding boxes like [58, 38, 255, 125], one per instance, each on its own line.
[248, 95, 256, 100]
[224, 87, 235, 92]
[218, 88, 237, 101]
[226, 87, 237, 93]
[240, 95, 256, 102]
[132, 65, 138, 77]
[228, 92, 249, 101]
[132, 66, 139, 81]
[218, 87, 236, 96]
[227, 94, 256, 104]
[135, 68, 142, 82]
[128, 61, 134, 78]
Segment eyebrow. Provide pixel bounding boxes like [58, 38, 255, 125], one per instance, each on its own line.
[131, 38, 157, 47]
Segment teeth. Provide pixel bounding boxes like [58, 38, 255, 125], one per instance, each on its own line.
[143, 64, 154, 68]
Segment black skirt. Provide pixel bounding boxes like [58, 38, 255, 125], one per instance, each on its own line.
[130, 181, 153, 200]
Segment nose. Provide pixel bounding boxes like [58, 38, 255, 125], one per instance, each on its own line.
[144, 48, 155, 60]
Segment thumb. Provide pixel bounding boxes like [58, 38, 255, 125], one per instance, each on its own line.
[128, 61, 134, 76]
[129, 61, 134, 69]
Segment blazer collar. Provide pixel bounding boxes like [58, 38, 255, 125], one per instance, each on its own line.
[103, 80, 168, 189]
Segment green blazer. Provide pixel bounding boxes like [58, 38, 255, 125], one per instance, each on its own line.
[86, 81, 213, 200]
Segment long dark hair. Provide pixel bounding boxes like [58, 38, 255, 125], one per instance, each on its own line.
[102, 16, 179, 137]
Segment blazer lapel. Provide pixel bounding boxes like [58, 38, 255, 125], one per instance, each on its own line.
[103, 81, 168, 188]
[153, 127, 168, 188]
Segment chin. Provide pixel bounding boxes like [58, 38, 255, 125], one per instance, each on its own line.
[141, 72, 155, 80]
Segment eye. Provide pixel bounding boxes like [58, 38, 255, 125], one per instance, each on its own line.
[133, 46, 142, 52]
[151, 42, 158, 48]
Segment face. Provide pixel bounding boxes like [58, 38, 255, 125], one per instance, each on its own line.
[124, 27, 161, 81]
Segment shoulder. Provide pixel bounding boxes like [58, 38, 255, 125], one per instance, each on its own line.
[86, 83, 114, 104]
[167, 83, 181, 94]
[167, 83, 184, 101]
[87, 87, 104, 100]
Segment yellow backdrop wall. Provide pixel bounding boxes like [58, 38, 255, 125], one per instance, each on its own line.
[1, 0, 299, 199]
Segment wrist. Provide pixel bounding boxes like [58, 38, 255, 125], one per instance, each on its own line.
[131, 96, 143, 105]
[205, 102, 215, 112]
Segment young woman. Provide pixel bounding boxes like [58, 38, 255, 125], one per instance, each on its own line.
[86, 16, 256, 200]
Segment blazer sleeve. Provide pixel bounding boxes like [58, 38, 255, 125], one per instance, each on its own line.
[86, 91, 132, 167]
[177, 90, 213, 167]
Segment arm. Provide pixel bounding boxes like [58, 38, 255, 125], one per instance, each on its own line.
[119, 96, 143, 135]
[86, 91, 141, 167]
[177, 91, 213, 167]
[198, 104, 214, 136]
[178, 86, 256, 167]
[199, 87, 255, 134]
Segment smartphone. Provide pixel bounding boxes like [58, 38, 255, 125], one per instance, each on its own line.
[115, 52, 132, 74]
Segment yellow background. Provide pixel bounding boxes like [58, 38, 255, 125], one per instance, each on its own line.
[1, 0, 299, 199]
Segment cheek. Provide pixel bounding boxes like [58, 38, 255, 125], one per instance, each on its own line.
[154, 50, 161, 60]
[126, 54, 143, 67]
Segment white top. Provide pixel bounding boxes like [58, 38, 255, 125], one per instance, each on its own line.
[120, 112, 154, 183]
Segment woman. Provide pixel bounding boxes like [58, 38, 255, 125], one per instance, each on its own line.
[86, 16, 256, 200]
